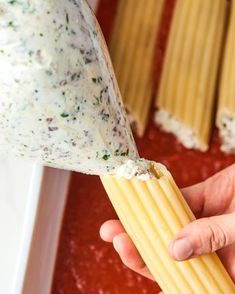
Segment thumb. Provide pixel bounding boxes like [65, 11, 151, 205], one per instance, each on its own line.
[169, 212, 235, 261]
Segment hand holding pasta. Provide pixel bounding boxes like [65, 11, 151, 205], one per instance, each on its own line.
[100, 164, 235, 285]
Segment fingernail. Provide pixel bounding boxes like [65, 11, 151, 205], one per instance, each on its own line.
[113, 237, 119, 253]
[169, 238, 193, 261]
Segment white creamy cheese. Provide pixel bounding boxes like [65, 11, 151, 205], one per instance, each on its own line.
[0, 0, 138, 175]
[155, 109, 202, 150]
[219, 114, 235, 153]
[116, 159, 167, 181]
[116, 159, 152, 180]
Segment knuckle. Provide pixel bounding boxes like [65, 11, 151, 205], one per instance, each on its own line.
[206, 221, 227, 252]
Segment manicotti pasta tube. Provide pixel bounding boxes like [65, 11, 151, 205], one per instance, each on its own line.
[110, 0, 164, 136]
[155, 0, 227, 151]
[216, 1, 235, 153]
[101, 160, 235, 294]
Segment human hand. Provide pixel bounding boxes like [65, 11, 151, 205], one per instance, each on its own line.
[100, 164, 235, 284]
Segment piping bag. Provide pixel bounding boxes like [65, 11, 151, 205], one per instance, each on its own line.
[0, 0, 138, 175]
[0, 1, 234, 293]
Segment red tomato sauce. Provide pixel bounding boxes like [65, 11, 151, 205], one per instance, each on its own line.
[52, 1, 235, 293]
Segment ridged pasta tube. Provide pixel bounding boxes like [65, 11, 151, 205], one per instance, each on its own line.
[101, 162, 235, 294]
[110, 0, 164, 136]
[155, 0, 227, 151]
[216, 1, 235, 153]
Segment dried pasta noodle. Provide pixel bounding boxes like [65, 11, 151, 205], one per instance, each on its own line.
[155, 0, 227, 151]
[110, 0, 164, 136]
[101, 162, 235, 293]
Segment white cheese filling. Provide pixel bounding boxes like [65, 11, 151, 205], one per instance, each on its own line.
[155, 109, 202, 150]
[219, 114, 235, 153]
[116, 159, 167, 181]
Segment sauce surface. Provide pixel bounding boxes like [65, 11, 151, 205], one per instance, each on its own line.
[0, 0, 137, 175]
[52, 0, 235, 293]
